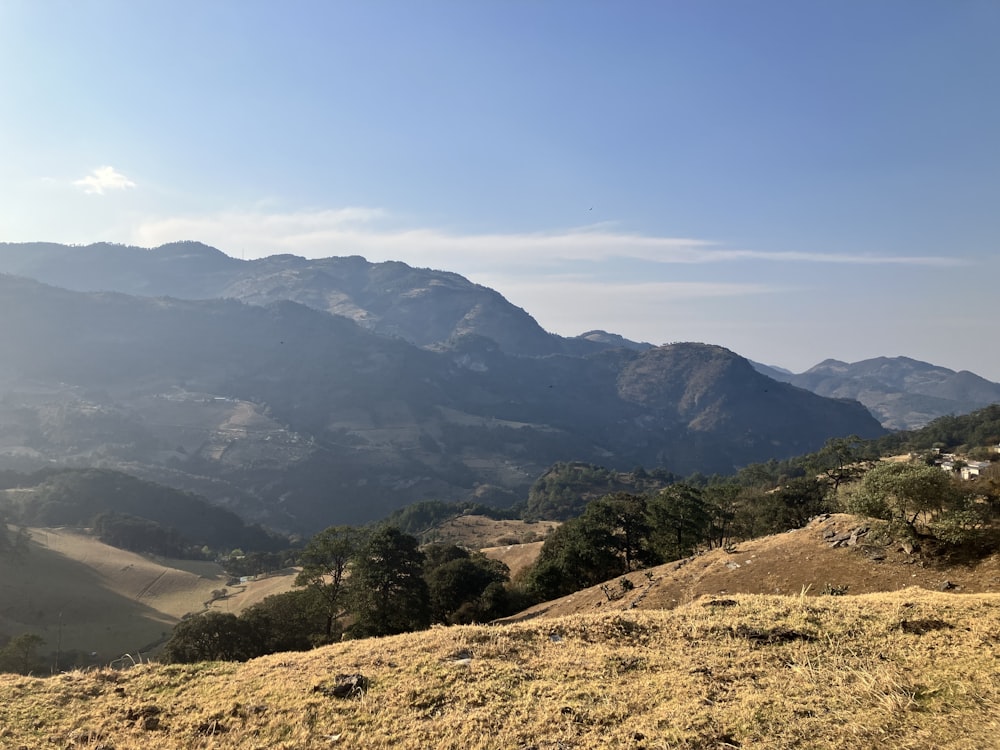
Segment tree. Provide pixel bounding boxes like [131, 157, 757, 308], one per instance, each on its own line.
[240, 588, 328, 652]
[584, 493, 658, 572]
[93, 512, 185, 556]
[294, 525, 361, 641]
[845, 461, 967, 539]
[701, 483, 741, 548]
[348, 526, 430, 638]
[421, 542, 470, 572]
[737, 477, 831, 538]
[524, 500, 638, 602]
[647, 483, 712, 560]
[524, 462, 618, 520]
[161, 612, 259, 663]
[425, 551, 509, 624]
[0, 511, 30, 561]
[0, 633, 44, 674]
[810, 435, 877, 492]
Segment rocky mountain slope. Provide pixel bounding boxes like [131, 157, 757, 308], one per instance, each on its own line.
[755, 356, 1000, 430]
[0, 241, 635, 357]
[6, 241, 994, 433]
[0, 275, 882, 532]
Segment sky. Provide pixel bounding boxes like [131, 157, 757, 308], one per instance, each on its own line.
[2, 1, 999, 379]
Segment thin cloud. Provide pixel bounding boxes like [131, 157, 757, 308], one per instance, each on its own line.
[73, 166, 137, 195]
[481, 277, 780, 300]
[706, 249, 963, 266]
[131, 208, 964, 269]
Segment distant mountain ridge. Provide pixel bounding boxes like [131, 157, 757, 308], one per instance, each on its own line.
[0, 241, 643, 358]
[0, 271, 883, 533]
[754, 356, 1000, 430]
[5, 242, 991, 433]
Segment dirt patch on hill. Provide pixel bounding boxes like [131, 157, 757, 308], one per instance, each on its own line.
[430, 515, 558, 549]
[503, 513, 1000, 621]
[206, 569, 300, 614]
[479, 541, 545, 578]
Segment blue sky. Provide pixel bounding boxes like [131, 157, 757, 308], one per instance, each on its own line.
[2, 1, 999, 379]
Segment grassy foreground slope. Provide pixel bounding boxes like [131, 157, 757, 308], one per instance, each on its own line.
[0, 591, 997, 749]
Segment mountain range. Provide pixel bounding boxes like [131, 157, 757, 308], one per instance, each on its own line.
[3, 241, 995, 430]
[752, 357, 1000, 430]
[0, 241, 623, 357]
[0, 241, 992, 533]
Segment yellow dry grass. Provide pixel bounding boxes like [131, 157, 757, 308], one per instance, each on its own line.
[480, 541, 546, 578]
[429, 515, 558, 549]
[205, 569, 300, 614]
[426, 515, 557, 578]
[505, 514, 1000, 622]
[0, 590, 997, 749]
[0, 529, 297, 660]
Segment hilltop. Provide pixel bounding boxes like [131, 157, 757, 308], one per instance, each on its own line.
[504, 513, 1000, 622]
[0, 590, 997, 748]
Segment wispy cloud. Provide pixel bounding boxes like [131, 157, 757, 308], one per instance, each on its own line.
[131, 207, 965, 270]
[484, 276, 780, 300]
[73, 166, 136, 195]
[705, 249, 962, 266]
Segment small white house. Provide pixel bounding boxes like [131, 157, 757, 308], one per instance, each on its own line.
[961, 461, 992, 480]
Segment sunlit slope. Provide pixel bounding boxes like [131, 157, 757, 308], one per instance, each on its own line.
[0, 528, 296, 660]
[503, 514, 1000, 622]
[1, 591, 997, 749]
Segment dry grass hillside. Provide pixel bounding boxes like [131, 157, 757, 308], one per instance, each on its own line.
[429, 515, 558, 549]
[480, 541, 546, 579]
[0, 590, 997, 749]
[0, 528, 298, 662]
[429, 515, 558, 579]
[503, 514, 1000, 622]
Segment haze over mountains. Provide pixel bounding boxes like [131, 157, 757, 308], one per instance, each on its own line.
[0, 241, 994, 533]
[753, 357, 1000, 430]
[0, 241, 619, 358]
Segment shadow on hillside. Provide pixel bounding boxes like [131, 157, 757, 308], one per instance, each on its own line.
[0, 534, 199, 670]
[925, 527, 1000, 568]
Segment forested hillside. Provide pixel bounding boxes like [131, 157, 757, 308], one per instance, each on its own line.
[0, 273, 883, 531]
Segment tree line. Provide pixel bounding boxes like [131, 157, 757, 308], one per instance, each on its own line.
[520, 476, 834, 601]
[162, 525, 511, 662]
[157, 434, 912, 662]
[521, 443, 999, 603]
